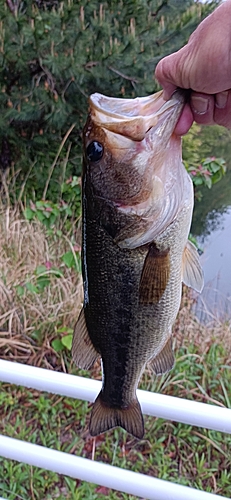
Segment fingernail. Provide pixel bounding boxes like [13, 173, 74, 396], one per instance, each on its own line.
[215, 91, 228, 109]
[191, 96, 209, 115]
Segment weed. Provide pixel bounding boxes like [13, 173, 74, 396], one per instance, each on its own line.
[0, 203, 82, 365]
[0, 166, 231, 499]
[0, 311, 231, 498]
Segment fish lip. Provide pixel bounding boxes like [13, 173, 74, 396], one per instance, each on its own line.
[89, 89, 185, 119]
[156, 90, 185, 114]
[88, 90, 185, 141]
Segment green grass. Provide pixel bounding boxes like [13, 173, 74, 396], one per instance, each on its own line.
[0, 195, 231, 499]
[1, 335, 231, 499]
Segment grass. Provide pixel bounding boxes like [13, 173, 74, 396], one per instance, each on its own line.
[0, 196, 231, 499]
[0, 198, 82, 369]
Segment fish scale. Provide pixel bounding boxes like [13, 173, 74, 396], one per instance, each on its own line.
[72, 90, 204, 438]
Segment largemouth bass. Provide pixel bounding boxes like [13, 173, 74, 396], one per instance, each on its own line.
[72, 90, 204, 439]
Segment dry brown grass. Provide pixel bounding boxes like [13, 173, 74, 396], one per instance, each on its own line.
[0, 204, 83, 367]
[176, 291, 231, 361]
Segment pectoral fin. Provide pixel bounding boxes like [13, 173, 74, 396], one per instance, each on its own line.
[72, 308, 99, 369]
[148, 338, 174, 375]
[182, 240, 204, 293]
[139, 244, 170, 304]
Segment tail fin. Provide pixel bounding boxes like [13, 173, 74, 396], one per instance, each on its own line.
[89, 391, 144, 439]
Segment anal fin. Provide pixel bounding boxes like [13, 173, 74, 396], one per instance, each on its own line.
[182, 240, 204, 293]
[139, 244, 170, 304]
[72, 307, 99, 370]
[89, 391, 144, 439]
[148, 338, 174, 375]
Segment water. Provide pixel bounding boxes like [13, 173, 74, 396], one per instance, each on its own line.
[190, 128, 231, 322]
[193, 207, 231, 322]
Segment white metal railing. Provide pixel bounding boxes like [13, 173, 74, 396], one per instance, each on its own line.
[0, 359, 230, 500]
[0, 435, 225, 500]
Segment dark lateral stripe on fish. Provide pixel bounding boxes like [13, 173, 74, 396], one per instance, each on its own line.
[148, 337, 174, 374]
[139, 244, 170, 305]
[89, 391, 144, 439]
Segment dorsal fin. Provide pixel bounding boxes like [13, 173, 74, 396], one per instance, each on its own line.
[139, 244, 170, 304]
[72, 307, 100, 370]
[89, 391, 144, 439]
[182, 240, 204, 293]
[148, 337, 174, 375]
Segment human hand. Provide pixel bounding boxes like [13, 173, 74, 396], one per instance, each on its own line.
[155, 1, 231, 134]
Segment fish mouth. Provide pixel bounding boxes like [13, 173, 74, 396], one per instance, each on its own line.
[89, 90, 185, 141]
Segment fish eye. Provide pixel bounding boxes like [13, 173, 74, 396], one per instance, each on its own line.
[86, 141, 104, 162]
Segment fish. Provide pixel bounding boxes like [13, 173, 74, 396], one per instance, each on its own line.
[72, 89, 204, 439]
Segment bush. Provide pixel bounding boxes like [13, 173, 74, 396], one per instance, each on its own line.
[0, 0, 220, 200]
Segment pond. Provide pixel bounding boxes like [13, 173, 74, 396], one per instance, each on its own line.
[190, 127, 231, 322]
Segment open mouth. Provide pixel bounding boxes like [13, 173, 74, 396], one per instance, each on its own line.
[89, 90, 185, 141]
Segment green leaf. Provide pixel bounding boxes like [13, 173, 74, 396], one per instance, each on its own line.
[25, 282, 39, 294]
[61, 334, 73, 350]
[24, 208, 34, 220]
[71, 176, 80, 186]
[36, 276, 50, 290]
[57, 327, 73, 334]
[42, 211, 52, 219]
[210, 162, 220, 174]
[35, 200, 44, 210]
[65, 206, 73, 216]
[31, 330, 42, 341]
[193, 177, 203, 186]
[212, 170, 223, 184]
[61, 250, 76, 268]
[35, 201, 45, 209]
[49, 268, 64, 278]
[15, 285, 25, 297]
[47, 214, 57, 227]
[35, 265, 47, 275]
[36, 211, 46, 223]
[51, 339, 64, 353]
[204, 175, 212, 189]
[49, 206, 60, 216]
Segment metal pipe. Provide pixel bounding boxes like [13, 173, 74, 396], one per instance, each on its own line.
[0, 435, 225, 500]
[0, 359, 230, 433]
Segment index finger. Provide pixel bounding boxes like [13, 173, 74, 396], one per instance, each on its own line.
[155, 57, 179, 100]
